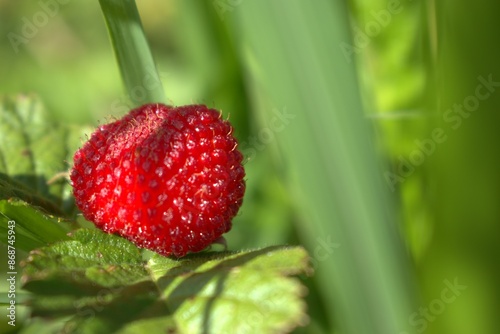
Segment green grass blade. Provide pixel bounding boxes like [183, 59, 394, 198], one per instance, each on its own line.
[232, 0, 418, 332]
[98, 0, 166, 107]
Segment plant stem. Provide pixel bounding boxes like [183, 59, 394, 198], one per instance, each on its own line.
[98, 0, 166, 107]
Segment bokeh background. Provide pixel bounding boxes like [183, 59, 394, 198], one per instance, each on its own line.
[1, 0, 500, 333]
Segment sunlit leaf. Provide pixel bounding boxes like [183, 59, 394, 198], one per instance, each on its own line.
[22, 229, 311, 333]
[0, 95, 81, 216]
[0, 199, 70, 252]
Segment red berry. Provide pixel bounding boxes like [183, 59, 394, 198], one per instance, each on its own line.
[70, 103, 245, 257]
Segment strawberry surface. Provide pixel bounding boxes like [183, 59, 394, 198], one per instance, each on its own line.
[71, 103, 245, 257]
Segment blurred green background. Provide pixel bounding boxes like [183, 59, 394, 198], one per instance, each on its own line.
[1, 0, 500, 333]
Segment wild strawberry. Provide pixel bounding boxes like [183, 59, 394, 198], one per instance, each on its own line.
[70, 103, 245, 257]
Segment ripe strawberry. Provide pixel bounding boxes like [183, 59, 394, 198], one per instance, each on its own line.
[70, 103, 245, 257]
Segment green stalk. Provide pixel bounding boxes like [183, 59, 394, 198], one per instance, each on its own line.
[98, 0, 166, 106]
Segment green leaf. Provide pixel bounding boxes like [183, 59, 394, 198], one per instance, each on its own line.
[0, 173, 61, 217]
[0, 199, 71, 252]
[22, 229, 311, 334]
[0, 95, 79, 216]
[12, 317, 68, 334]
